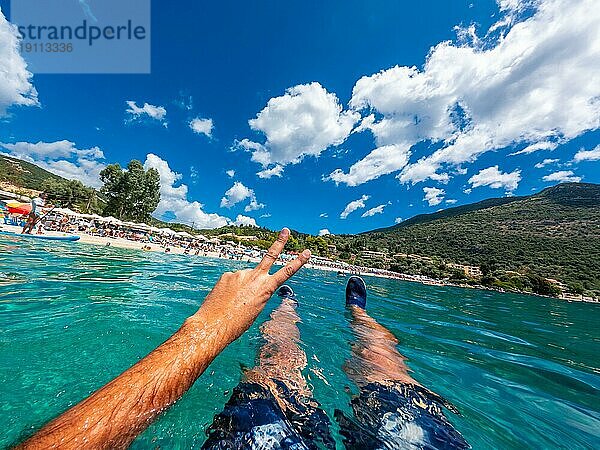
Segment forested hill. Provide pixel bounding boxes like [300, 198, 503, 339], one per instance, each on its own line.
[354, 183, 600, 296]
[368, 196, 523, 233]
[0, 154, 65, 191]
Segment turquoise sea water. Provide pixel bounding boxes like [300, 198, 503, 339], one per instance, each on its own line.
[0, 236, 599, 449]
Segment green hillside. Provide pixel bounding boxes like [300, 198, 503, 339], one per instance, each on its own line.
[0, 154, 65, 191]
[0, 154, 105, 213]
[369, 196, 522, 232]
[340, 183, 600, 297]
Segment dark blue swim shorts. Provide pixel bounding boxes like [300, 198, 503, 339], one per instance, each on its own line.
[202, 381, 335, 450]
[334, 382, 470, 449]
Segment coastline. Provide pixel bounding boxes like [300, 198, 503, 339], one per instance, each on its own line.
[1, 225, 597, 304]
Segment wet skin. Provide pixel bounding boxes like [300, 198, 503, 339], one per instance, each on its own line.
[245, 297, 314, 406]
[345, 305, 418, 387]
[17, 228, 311, 450]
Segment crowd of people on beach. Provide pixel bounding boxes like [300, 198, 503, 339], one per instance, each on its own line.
[0, 195, 454, 287]
[2, 205, 427, 281]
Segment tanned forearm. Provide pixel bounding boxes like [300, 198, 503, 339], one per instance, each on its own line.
[17, 228, 310, 450]
[18, 312, 230, 450]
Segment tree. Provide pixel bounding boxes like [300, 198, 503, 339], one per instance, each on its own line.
[284, 235, 301, 252]
[100, 160, 161, 221]
[42, 178, 95, 211]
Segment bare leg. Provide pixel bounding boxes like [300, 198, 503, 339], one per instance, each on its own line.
[337, 277, 469, 449]
[22, 215, 34, 234]
[245, 297, 311, 399]
[203, 286, 334, 449]
[345, 304, 418, 388]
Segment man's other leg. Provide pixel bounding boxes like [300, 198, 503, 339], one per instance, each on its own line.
[336, 277, 469, 450]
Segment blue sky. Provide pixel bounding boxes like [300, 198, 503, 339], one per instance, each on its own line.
[0, 0, 598, 234]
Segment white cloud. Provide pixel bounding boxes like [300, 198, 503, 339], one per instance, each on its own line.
[395, 217, 403, 224]
[226, 169, 235, 178]
[423, 187, 445, 206]
[510, 141, 558, 156]
[0, 9, 38, 116]
[234, 215, 258, 227]
[0, 140, 100, 159]
[327, 144, 410, 186]
[260, 213, 271, 218]
[126, 101, 167, 126]
[319, 212, 328, 218]
[446, 199, 458, 204]
[144, 153, 230, 229]
[331, 0, 600, 186]
[190, 166, 198, 183]
[220, 181, 265, 212]
[189, 117, 214, 137]
[257, 164, 284, 179]
[245, 198, 265, 212]
[542, 170, 582, 183]
[40, 159, 105, 188]
[534, 158, 559, 168]
[318, 229, 331, 236]
[361, 203, 387, 218]
[398, 159, 450, 185]
[468, 166, 521, 191]
[340, 195, 370, 219]
[239, 82, 359, 171]
[573, 145, 600, 163]
[0, 140, 106, 187]
[220, 181, 252, 208]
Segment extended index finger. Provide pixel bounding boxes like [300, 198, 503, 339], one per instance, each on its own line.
[270, 249, 311, 287]
[256, 228, 290, 272]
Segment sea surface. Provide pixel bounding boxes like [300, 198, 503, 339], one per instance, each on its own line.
[0, 236, 599, 449]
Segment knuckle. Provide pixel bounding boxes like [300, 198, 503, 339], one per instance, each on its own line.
[284, 265, 295, 278]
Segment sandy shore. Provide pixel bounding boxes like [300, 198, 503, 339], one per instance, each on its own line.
[1, 224, 224, 256]
[0, 225, 377, 277]
[3, 225, 596, 302]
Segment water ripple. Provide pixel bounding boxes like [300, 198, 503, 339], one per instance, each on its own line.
[0, 237, 599, 449]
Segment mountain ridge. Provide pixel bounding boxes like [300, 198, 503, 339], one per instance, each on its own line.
[345, 182, 600, 297]
[364, 183, 600, 234]
[0, 154, 66, 192]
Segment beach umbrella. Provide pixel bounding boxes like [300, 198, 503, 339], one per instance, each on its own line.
[160, 228, 177, 235]
[176, 231, 193, 238]
[131, 222, 152, 231]
[195, 234, 209, 241]
[6, 201, 31, 215]
[101, 216, 120, 223]
[55, 207, 81, 216]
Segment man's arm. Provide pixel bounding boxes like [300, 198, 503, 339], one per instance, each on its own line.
[18, 228, 310, 450]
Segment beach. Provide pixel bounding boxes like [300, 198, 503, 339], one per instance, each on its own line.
[0, 224, 396, 278]
[2, 224, 597, 303]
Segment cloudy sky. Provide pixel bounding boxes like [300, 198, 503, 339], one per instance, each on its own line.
[0, 0, 598, 233]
